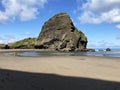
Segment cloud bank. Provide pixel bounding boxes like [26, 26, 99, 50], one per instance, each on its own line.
[0, 35, 16, 44]
[78, 0, 120, 29]
[0, 0, 47, 23]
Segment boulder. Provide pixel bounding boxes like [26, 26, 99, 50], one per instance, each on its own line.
[36, 12, 88, 51]
[106, 48, 111, 51]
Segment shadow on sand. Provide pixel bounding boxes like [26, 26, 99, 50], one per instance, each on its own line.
[0, 69, 120, 90]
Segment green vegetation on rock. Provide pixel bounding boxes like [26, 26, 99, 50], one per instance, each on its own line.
[9, 37, 37, 48]
[74, 28, 87, 42]
[81, 33, 87, 41]
[74, 29, 81, 38]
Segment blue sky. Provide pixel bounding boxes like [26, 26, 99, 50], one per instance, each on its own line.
[0, 0, 120, 48]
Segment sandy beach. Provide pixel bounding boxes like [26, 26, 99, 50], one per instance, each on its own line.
[0, 50, 120, 90]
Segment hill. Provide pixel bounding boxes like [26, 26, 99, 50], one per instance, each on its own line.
[9, 37, 37, 49]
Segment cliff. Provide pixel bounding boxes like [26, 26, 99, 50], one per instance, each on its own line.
[36, 12, 87, 51]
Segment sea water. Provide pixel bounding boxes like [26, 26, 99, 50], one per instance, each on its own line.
[2, 48, 120, 58]
[86, 48, 120, 58]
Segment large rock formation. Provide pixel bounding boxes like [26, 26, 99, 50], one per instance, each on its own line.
[36, 12, 87, 51]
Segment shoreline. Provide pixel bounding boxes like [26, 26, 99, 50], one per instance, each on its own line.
[0, 49, 120, 58]
[0, 49, 55, 52]
[0, 52, 120, 90]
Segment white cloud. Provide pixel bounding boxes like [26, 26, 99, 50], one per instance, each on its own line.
[24, 32, 34, 37]
[0, 0, 47, 23]
[79, 0, 120, 26]
[82, 0, 120, 13]
[0, 35, 16, 44]
[0, 11, 8, 23]
[87, 40, 120, 48]
[0, 32, 36, 44]
[116, 24, 120, 29]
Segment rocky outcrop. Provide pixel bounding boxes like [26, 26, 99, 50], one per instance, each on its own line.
[106, 48, 111, 51]
[0, 44, 9, 49]
[36, 12, 88, 51]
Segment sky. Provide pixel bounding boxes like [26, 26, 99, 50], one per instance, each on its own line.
[0, 0, 120, 48]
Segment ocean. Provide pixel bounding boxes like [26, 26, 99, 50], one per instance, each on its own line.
[2, 48, 120, 58]
[86, 48, 120, 58]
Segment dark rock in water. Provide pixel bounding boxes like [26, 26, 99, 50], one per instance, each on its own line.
[106, 48, 111, 51]
[36, 12, 88, 51]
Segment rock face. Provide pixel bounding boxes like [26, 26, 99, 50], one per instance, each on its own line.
[36, 12, 87, 51]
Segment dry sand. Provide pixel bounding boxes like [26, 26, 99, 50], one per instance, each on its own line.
[0, 50, 120, 90]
